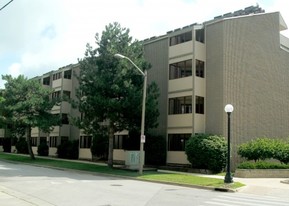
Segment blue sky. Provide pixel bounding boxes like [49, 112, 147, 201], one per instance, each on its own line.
[0, 0, 288, 88]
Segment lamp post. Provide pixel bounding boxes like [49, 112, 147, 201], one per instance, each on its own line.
[114, 53, 147, 175]
[224, 104, 234, 183]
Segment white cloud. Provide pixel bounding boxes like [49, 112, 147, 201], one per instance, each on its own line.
[8, 63, 21, 77]
[0, 0, 289, 87]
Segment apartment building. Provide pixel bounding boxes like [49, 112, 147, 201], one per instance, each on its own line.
[1, 6, 289, 169]
[144, 6, 289, 168]
[29, 64, 81, 156]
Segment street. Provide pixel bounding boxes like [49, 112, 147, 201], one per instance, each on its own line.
[0, 160, 289, 206]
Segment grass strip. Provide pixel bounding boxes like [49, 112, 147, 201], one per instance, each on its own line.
[0, 152, 244, 189]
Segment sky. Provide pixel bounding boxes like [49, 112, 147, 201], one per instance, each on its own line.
[1, 0, 289, 88]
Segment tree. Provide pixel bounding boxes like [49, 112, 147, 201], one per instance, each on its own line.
[0, 75, 60, 159]
[74, 22, 159, 168]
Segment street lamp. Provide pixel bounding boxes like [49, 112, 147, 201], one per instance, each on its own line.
[224, 104, 234, 183]
[114, 53, 147, 175]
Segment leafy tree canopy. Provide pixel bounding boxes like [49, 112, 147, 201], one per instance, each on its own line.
[74, 22, 160, 167]
[75, 22, 159, 135]
[0, 75, 61, 159]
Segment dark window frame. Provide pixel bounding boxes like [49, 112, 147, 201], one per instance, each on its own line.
[169, 60, 192, 80]
[168, 134, 191, 151]
[169, 96, 192, 115]
[169, 31, 192, 46]
[195, 96, 205, 114]
[64, 70, 72, 79]
[80, 136, 92, 148]
[196, 59, 205, 78]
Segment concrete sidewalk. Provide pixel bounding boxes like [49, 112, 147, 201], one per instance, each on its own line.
[158, 169, 289, 199]
[197, 173, 289, 199]
[234, 177, 289, 199]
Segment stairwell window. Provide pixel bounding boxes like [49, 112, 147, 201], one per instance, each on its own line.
[64, 69, 72, 79]
[169, 60, 192, 80]
[195, 96, 204, 114]
[196, 29, 205, 43]
[43, 76, 50, 85]
[196, 59, 205, 78]
[170, 31, 192, 46]
[53, 72, 62, 80]
[169, 96, 192, 114]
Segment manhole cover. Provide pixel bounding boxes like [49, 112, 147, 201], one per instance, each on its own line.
[110, 184, 123, 186]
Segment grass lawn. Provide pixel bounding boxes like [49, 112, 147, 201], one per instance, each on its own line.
[0, 152, 244, 190]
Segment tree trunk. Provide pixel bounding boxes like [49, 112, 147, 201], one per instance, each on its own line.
[107, 122, 114, 168]
[26, 127, 35, 160]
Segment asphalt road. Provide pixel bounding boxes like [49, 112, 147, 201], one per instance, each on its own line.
[0, 160, 289, 206]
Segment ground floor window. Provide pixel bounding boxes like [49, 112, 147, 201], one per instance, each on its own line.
[80, 136, 92, 148]
[31, 137, 37, 146]
[168, 134, 191, 151]
[114, 135, 128, 149]
[49, 136, 58, 147]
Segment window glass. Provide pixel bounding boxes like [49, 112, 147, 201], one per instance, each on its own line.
[169, 31, 192, 46]
[64, 70, 72, 79]
[80, 136, 92, 148]
[169, 96, 192, 114]
[169, 60, 192, 80]
[196, 29, 205, 43]
[196, 59, 205, 78]
[168, 134, 191, 151]
[195, 96, 205, 114]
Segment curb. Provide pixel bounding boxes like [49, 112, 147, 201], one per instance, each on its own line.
[0, 155, 240, 193]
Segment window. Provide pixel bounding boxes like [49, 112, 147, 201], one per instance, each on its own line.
[43, 76, 50, 85]
[53, 72, 62, 80]
[195, 96, 205, 114]
[63, 91, 71, 100]
[114, 135, 128, 149]
[49, 136, 58, 147]
[64, 70, 72, 79]
[170, 31, 192, 46]
[31, 137, 37, 146]
[169, 60, 192, 80]
[196, 59, 205, 78]
[80, 136, 92, 148]
[169, 96, 192, 114]
[168, 134, 191, 151]
[196, 29, 205, 43]
[61, 114, 69, 124]
[52, 91, 61, 99]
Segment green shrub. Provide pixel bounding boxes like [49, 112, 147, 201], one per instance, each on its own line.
[37, 142, 49, 156]
[15, 137, 29, 154]
[274, 141, 289, 164]
[185, 134, 227, 173]
[57, 140, 79, 159]
[238, 161, 289, 169]
[238, 137, 289, 164]
[144, 134, 166, 166]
